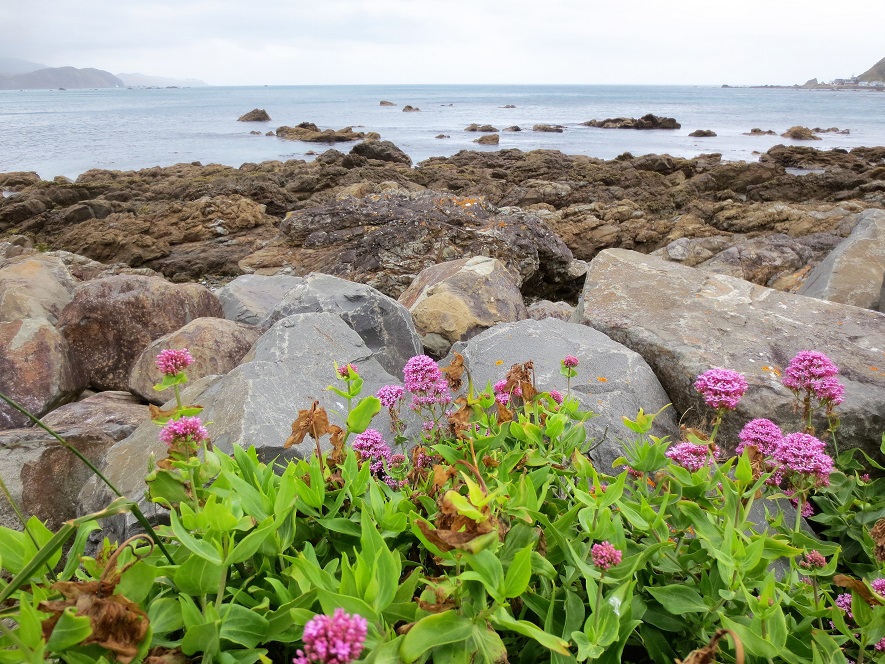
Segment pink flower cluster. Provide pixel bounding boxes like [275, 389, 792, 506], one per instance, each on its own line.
[590, 542, 622, 570]
[783, 351, 845, 405]
[159, 416, 208, 447]
[737, 418, 783, 456]
[771, 432, 833, 487]
[798, 550, 826, 570]
[563, 355, 579, 369]
[155, 348, 194, 376]
[376, 385, 404, 408]
[293, 609, 367, 664]
[694, 368, 748, 410]
[351, 429, 392, 474]
[337, 363, 359, 378]
[403, 355, 451, 411]
[549, 389, 563, 405]
[665, 442, 714, 473]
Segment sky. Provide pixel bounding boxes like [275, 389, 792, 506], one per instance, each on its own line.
[4, 0, 884, 86]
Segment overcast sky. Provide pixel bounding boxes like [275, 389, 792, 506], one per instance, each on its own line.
[5, 0, 884, 86]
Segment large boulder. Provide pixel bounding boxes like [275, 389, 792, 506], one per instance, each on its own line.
[128, 317, 262, 404]
[798, 209, 885, 309]
[0, 254, 77, 324]
[58, 275, 223, 391]
[399, 256, 528, 356]
[0, 391, 146, 530]
[261, 273, 422, 376]
[251, 190, 577, 301]
[572, 249, 885, 456]
[215, 273, 304, 326]
[349, 140, 412, 166]
[0, 318, 83, 429]
[446, 318, 678, 472]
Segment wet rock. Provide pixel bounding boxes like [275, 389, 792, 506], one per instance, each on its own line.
[349, 140, 412, 166]
[583, 114, 681, 130]
[129, 317, 261, 404]
[744, 128, 777, 136]
[58, 275, 223, 391]
[379, 100, 396, 106]
[781, 126, 821, 141]
[402, 105, 420, 112]
[689, 129, 717, 137]
[276, 122, 367, 143]
[464, 124, 499, 132]
[238, 108, 271, 122]
[532, 124, 565, 132]
[502, 126, 522, 132]
[474, 134, 500, 145]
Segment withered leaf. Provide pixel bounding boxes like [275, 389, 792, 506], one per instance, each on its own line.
[418, 598, 456, 613]
[676, 629, 744, 664]
[284, 400, 333, 448]
[442, 352, 465, 392]
[448, 399, 472, 438]
[871, 518, 885, 563]
[146, 648, 190, 664]
[326, 424, 346, 469]
[519, 380, 536, 402]
[148, 404, 176, 421]
[496, 401, 513, 424]
[432, 464, 457, 490]
[833, 574, 885, 606]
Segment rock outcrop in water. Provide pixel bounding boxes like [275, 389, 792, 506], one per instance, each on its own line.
[582, 114, 681, 129]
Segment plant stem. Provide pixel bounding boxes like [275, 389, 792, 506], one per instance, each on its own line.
[709, 409, 724, 447]
[0, 391, 175, 565]
[594, 572, 605, 632]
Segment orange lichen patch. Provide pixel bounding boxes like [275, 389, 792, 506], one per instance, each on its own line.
[761, 365, 782, 377]
[870, 366, 880, 372]
[596, 376, 608, 383]
[495, 360, 504, 366]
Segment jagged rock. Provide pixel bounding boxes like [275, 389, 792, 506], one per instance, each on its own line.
[583, 114, 681, 130]
[435, 134, 450, 139]
[689, 129, 717, 137]
[798, 209, 885, 308]
[527, 299, 575, 321]
[399, 256, 528, 356]
[237, 108, 271, 122]
[0, 253, 77, 324]
[474, 134, 500, 145]
[572, 249, 885, 457]
[276, 122, 366, 143]
[261, 272, 422, 376]
[349, 140, 412, 166]
[256, 190, 577, 301]
[781, 126, 821, 141]
[745, 128, 777, 136]
[0, 171, 41, 190]
[216, 274, 305, 325]
[502, 126, 522, 132]
[0, 317, 83, 429]
[533, 124, 565, 132]
[129, 317, 261, 404]
[446, 318, 678, 472]
[402, 105, 420, 112]
[58, 275, 223, 391]
[42, 390, 148, 435]
[0, 198, 47, 228]
[379, 100, 396, 106]
[0, 235, 34, 261]
[465, 124, 499, 132]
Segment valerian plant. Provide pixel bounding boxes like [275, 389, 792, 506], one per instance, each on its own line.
[1, 349, 884, 663]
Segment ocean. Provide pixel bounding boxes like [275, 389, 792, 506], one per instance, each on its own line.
[1, 84, 884, 181]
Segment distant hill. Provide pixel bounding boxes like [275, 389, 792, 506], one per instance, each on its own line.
[0, 66, 125, 90]
[117, 72, 207, 87]
[0, 57, 49, 76]
[858, 56, 885, 82]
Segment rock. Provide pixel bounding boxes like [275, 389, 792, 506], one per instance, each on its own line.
[58, 275, 223, 391]
[798, 209, 885, 309]
[582, 114, 681, 130]
[689, 129, 717, 137]
[572, 249, 885, 457]
[261, 272, 422, 376]
[349, 140, 412, 166]
[502, 126, 522, 132]
[402, 105, 420, 112]
[0, 317, 83, 429]
[276, 122, 366, 143]
[435, 134, 450, 139]
[446, 318, 678, 472]
[379, 100, 396, 106]
[0, 234, 34, 261]
[128, 317, 262, 404]
[399, 256, 528, 356]
[0, 171, 41, 190]
[238, 108, 271, 122]
[474, 134, 500, 145]
[813, 127, 850, 135]
[263, 190, 577, 301]
[464, 124, 499, 132]
[249, 130, 261, 135]
[0, 253, 77, 324]
[216, 273, 304, 325]
[533, 124, 565, 133]
[745, 128, 777, 136]
[42, 390, 148, 436]
[0, 198, 47, 228]
[80, 313, 406, 539]
[501, 104, 516, 109]
[781, 126, 821, 141]
[527, 299, 575, 321]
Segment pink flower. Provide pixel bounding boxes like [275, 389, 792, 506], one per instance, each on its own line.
[694, 368, 748, 410]
[376, 385, 404, 408]
[493, 379, 509, 394]
[293, 609, 367, 664]
[666, 442, 713, 472]
[737, 418, 782, 456]
[871, 578, 885, 597]
[835, 593, 853, 618]
[799, 550, 826, 569]
[549, 390, 563, 404]
[563, 355, 579, 369]
[876, 637, 885, 652]
[772, 432, 833, 486]
[159, 416, 208, 447]
[782, 351, 839, 392]
[495, 392, 510, 406]
[337, 363, 358, 378]
[351, 429, 391, 474]
[811, 376, 845, 405]
[591, 542, 622, 570]
[403, 355, 442, 393]
[155, 348, 194, 376]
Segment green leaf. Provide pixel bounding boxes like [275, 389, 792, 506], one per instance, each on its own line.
[169, 510, 222, 565]
[182, 620, 221, 656]
[219, 604, 271, 649]
[147, 597, 184, 635]
[60, 520, 101, 581]
[491, 608, 570, 655]
[400, 611, 474, 663]
[46, 606, 93, 651]
[117, 561, 158, 604]
[174, 554, 224, 596]
[503, 544, 533, 598]
[346, 396, 381, 434]
[225, 518, 276, 566]
[645, 585, 708, 614]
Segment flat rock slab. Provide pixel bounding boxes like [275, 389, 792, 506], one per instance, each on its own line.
[215, 274, 304, 326]
[572, 249, 885, 456]
[0, 253, 77, 324]
[447, 318, 678, 473]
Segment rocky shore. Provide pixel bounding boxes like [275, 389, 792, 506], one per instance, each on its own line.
[1, 140, 884, 532]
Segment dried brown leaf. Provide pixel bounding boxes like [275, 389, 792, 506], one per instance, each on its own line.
[872, 518, 885, 563]
[442, 352, 465, 392]
[676, 629, 744, 664]
[496, 401, 513, 424]
[833, 574, 885, 606]
[284, 400, 333, 448]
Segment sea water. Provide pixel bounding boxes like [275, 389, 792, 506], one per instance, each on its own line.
[1, 84, 884, 180]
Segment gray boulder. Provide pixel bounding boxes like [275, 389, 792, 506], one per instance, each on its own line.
[572, 249, 885, 456]
[0, 253, 78, 324]
[798, 209, 885, 309]
[215, 273, 304, 325]
[447, 318, 678, 473]
[261, 273, 422, 376]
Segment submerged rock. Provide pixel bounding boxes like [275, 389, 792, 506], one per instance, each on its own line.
[583, 114, 681, 130]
